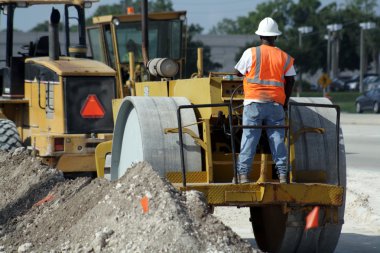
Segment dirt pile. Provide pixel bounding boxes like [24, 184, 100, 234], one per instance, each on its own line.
[0, 150, 64, 226]
[0, 152, 257, 252]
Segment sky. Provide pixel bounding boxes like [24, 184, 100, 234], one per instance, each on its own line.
[0, 0, 379, 33]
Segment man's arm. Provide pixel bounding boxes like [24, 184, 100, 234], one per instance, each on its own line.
[284, 76, 295, 109]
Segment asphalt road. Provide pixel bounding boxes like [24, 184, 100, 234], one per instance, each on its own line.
[341, 113, 380, 172]
[336, 113, 380, 253]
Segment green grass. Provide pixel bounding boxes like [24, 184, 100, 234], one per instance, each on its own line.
[299, 91, 360, 113]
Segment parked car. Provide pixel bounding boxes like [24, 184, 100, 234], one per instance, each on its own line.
[330, 76, 351, 91]
[365, 77, 380, 91]
[355, 88, 380, 113]
[347, 74, 379, 91]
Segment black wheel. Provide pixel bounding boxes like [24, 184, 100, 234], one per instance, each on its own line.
[250, 206, 343, 253]
[0, 119, 23, 152]
[374, 102, 379, 114]
[356, 102, 363, 113]
[250, 206, 287, 253]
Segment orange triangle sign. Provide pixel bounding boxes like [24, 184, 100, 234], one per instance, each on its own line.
[80, 94, 105, 118]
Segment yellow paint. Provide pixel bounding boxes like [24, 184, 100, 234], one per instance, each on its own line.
[56, 154, 97, 172]
[176, 182, 343, 206]
[225, 191, 261, 202]
[25, 57, 115, 77]
[92, 11, 187, 25]
[166, 172, 207, 183]
[95, 140, 113, 177]
[135, 81, 169, 97]
[112, 99, 124, 124]
[24, 77, 65, 136]
[202, 119, 214, 183]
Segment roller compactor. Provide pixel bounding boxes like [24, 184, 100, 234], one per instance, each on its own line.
[90, 8, 345, 253]
[96, 74, 345, 253]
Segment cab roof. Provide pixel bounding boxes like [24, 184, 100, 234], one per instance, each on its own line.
[26, 57, 116, 77]
[0, 0, 98, 6]
[92, 11, 187, 25]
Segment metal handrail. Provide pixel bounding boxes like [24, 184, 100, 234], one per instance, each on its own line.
[177, 103, 288, 187]
[177, 103, 234, 187]
[177, 101, 341, 188]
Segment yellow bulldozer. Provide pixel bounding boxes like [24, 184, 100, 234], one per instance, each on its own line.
[0, 0, 117, 174]
[90, 7, 346, 253]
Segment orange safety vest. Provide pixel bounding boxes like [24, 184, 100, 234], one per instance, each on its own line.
[243, 45, 294, 105]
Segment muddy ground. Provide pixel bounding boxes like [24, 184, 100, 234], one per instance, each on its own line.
[0, 151, 258, 253]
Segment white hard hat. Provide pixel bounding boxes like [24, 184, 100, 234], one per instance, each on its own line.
[255, 17, 282, 36]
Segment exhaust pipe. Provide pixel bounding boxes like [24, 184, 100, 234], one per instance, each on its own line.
[141, 0, 149, 66]
[49, 8, 60, 61]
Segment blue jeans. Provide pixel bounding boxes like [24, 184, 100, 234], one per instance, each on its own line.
[237, 102, 288, 176]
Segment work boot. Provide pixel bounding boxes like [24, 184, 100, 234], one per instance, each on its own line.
[279, 174, 287, 184]
[232, 174, 250, 184]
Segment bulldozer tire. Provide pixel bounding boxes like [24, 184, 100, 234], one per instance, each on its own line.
[110, 96, 202, 180]
[0, 119, 22, 152]
[250, 97, 346, 253]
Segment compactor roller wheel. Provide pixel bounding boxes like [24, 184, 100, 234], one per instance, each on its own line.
[0, 119, 22, 152]
[250, 97, 346, 253]
[110, 97, 202, 180]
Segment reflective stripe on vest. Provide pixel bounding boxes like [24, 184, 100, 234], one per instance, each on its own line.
[246, 46, 291, 87]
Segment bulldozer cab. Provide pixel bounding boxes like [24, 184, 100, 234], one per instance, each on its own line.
[87, 11, 187, 93]
[0, 0, 98, 97]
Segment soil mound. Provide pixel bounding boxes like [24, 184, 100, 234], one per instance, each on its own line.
[0, 152, 257, 252]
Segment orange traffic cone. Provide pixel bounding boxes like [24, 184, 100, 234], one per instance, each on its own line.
[305, 206, 319, 230]
[140, 196, 149, 214]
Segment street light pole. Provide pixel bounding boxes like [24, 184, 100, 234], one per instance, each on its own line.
[325, 24, 342, 95]
[359, 22, 376, 93]
[297, 26, 313, 97]
[327, 30, 331, 78]
[359, 28, 365, 93]
[326, 24, 342, 79]
[298, 32, 303, 97]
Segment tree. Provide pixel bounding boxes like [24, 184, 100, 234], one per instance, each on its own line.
[29, 0, 174, 31]
[91, 0, 173, 18]
[211, 0, 380, 75]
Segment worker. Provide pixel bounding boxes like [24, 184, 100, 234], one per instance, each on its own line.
[234, 17, 295, 184]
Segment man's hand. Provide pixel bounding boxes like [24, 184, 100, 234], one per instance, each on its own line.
[283, 103, 288, 112]
[284, 76, 295, 110]
[235, 69, 243, 77]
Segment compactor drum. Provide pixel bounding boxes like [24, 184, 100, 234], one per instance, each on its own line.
[250, 97, 346, 253]
[110, 96, 201, 180]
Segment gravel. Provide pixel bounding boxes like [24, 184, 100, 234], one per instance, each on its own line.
[0, 151, 258, 252]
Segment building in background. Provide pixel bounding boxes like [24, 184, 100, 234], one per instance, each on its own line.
[193, 34, 257, 72]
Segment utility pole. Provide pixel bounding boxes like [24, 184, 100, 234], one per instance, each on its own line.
[331, 31, 340, 80]
[326, 31, 331, 78]
[326, 24, 342, 93]
[359, 22, 376, 93]
[297, 26, 313, 97]
[359, 28, 365, 93]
